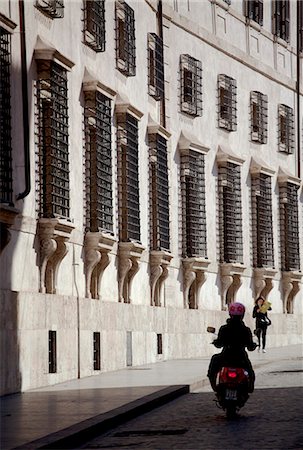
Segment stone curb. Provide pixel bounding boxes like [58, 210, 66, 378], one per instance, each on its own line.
[12, 385, 190, 450]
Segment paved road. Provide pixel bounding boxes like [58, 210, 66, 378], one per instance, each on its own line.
[80, 358, 303, 450]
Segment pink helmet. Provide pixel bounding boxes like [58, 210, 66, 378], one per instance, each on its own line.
[229, 302, 245, 316]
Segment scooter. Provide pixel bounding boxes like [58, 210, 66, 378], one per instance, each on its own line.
[207, 326, 255, 418]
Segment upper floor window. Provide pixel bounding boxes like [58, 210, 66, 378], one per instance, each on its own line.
[149, 133, 170, 251]
[84, 90, 113, 233]
[36, 0, 64, 19]
[115, 1, 136, 76]
[0, 27, 13, 205]
[279, 182, 300, 272]
[148, 33, 164, 101]
[219, 162, 243, 264]
[251, 173, 274, 268]
[83, 0, 105, 52]
[180, 150, 207, 258]
[116, 112, 140, 242]
[180, 54, 202, 117]
[245, 0, 263, 25]
[273, 0, 290, 42]
[218, 74, 237, 132]
[36, 60, 70, 218]
[278, 104, 295, 154]
[250, 91, 268, 144]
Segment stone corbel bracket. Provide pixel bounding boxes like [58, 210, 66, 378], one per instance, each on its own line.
[118, 242, 145, 303]
[182, 257, 210, 309]
[38, 218, 75, 294]
[84, 232, 116, 299]
[220, 263, 246, 310]
[253, 268, 277, 300]
[150, 250, 173, 307]
[0, 204, 19, 254]
[282, 271, 302, 314]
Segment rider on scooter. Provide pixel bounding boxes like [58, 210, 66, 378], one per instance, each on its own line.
[207, 302, 257, 393]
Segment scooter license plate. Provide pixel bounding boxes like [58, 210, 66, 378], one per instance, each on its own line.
[225, 389, 237, 400]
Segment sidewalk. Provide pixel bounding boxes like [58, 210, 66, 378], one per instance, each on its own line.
[1, 344, 302, 450]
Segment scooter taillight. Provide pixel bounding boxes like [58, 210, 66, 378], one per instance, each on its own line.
[227, 370, 237, 378]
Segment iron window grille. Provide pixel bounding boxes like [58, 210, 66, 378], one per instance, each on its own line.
[245, 0, 263, 25]
[84, 91, 113, 233]
[251, 173, 274, 268]
[36, 60, 70, 219]
[36, 0, 64, 18]
[279, 183, 300, 272]
[223, 0, 231, 4]
[219, 163, 243, 263]
[0, 27, 13, 205]
[273, 0, 290, 42]
[218, 74, 237, 132]
[180, 54, 202, 117]
[48, 330, 57, 373]
[149, 133, 170, 251]
[181, 150, 207, 258]
[83, 0, 105, 52]
[157, 334, 163, 355]
[278, 104, 295, 154]
[148, 33, 164, 101]
[250, 91, 268, 144]
[117, 112, 141, 242]
[115, 1, 136, 76]
[93, 332, 101, 370]
[299, 0, 303, 52]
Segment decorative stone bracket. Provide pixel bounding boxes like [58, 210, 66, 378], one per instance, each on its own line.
[253, 268, 277, 300]
[182, 257, 210, 309]
[150, 251, 173, 307]
[38, 218, 74, 294]
[118, 242, 145, 303]
[220, 263, 246, 310]
[0, 204, 19, 254]
[282, 271, 302, 314]
[84, 232, 116, 299]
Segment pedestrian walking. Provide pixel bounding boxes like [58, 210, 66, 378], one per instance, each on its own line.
[253, 297, 272, 353]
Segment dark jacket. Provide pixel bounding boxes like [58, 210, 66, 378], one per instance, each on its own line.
[253, 306, 271, 329]
[213, 317, 256, 367]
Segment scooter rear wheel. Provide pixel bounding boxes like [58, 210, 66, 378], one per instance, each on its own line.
[226, 403, 237, 419]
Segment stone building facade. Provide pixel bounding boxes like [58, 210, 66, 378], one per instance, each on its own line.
[0, 0, 302, 395]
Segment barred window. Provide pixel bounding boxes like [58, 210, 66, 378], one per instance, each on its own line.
[48, 330, 57, 373]
[218, 75, 237, 132]
[180, 54, 202, 117]
[273, 0, 290, 42]
[219, 163, 243, 263]
[36, 60, 70, 218]
[278, 104, 295, 154]
[245, 0, 263, 25]
[181, 150, 207, 258]
[148, 33, 164, 101]
[84, 91, 113, 233]
[117, 113, 140, 242]
[251, 173, 274, 268]
[0, 27, 13, 205]
[93, 332, 101, 370]
[83, 0, 105, 52]
[149, 134, 170, 251]
[36, 0, 64, 18]
[279, 183, 300, 271]
[115, 1, 136, 76]
[250, 91, 268, 144]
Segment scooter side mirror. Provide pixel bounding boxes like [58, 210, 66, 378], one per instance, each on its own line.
[207, 326, 216, 334]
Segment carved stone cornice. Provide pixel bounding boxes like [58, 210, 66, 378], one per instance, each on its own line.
[84, 232, 116, 299]
[0, 204, 19, 254]
[182, 257, 210, 309]
[118, 241, 145, 303]
[220, 263, 246, 310]
[282, 271, 302, 314]
[253, 268, 277, 300]
[38, 218, 74, 294]
[150, 250, 173, 306]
